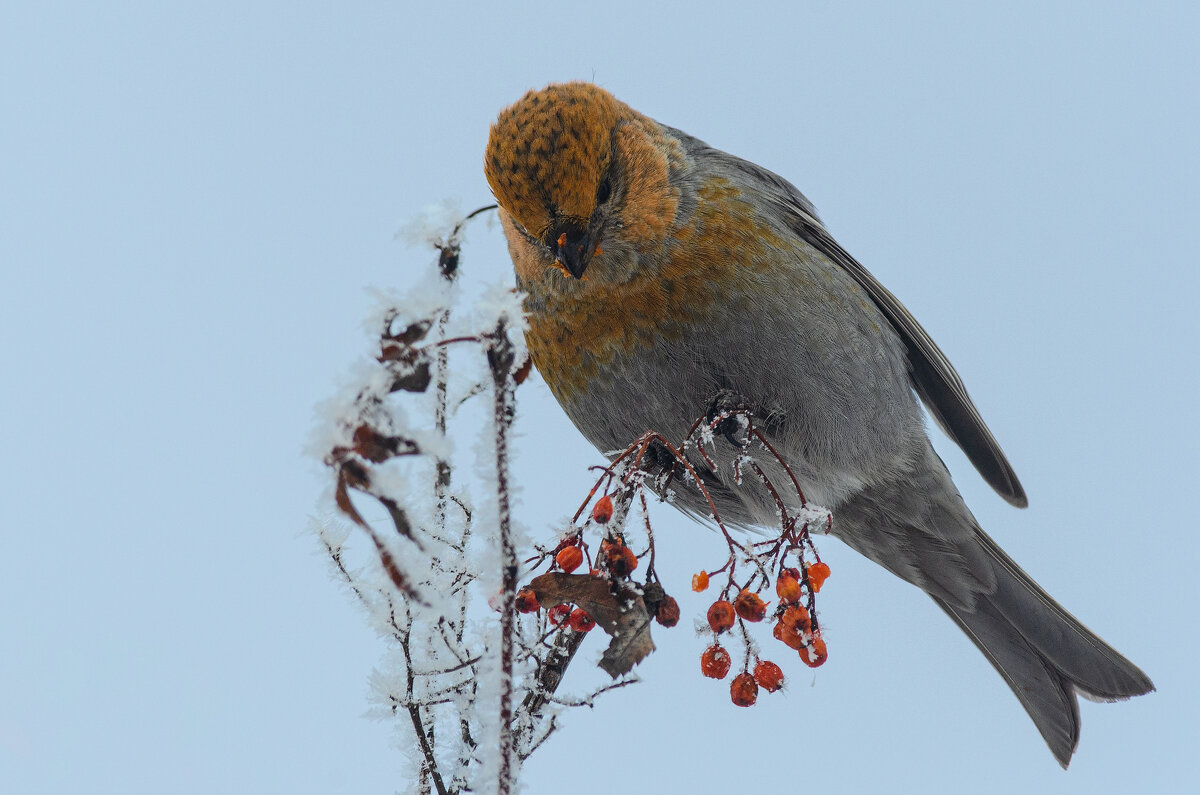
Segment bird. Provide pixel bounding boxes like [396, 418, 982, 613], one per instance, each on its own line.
[483, 81, 1152, 767]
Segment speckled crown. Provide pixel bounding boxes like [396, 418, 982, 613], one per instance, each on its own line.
[485, 82, 633, 240]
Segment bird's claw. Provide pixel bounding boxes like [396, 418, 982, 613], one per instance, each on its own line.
[706, 389, 756, 448]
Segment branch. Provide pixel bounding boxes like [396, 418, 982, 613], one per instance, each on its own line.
[487, 320, 519, 795]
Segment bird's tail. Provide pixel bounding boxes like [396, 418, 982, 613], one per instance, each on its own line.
[933, 529, 1154, 767]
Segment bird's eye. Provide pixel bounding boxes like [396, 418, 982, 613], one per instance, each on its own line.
[596, 178, 612, 205]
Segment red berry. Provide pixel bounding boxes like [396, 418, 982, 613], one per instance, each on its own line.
[753, 660, 785, 693]
[700, 644, 732, 679]
[730, 672, 759, 707]
[514, 587, 540, 614]
[555, 545, 583, 573]
[807, 562, 831, 593]
[780, 604, 811, 633]
[655, 596, 681, 628]
[734, 590, 768, 622]
[800, 635, 828, 668]
[547, 603, 571, 626]
[602, 540, 638, 577]
[775, 568, 803, 604]
[691, 571, 710, 592]
[707, 600, 736, 633]
[592, 495, 614, 523]
[773, 617, 805, 651]
[621, 546, 639, 574]
[567, 608, 595, 633]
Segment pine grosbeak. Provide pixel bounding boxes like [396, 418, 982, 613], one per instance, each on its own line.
[484, 82, 1151, 766]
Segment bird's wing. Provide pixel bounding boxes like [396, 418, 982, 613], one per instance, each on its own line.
[792, 210, 1028, 507]
[680, 140, 1026, 506]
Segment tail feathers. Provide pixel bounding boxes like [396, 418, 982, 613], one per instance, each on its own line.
[937, 531, 1154, 767]
[937, 596, 1081, 767]
[974, 530, 1154, 701]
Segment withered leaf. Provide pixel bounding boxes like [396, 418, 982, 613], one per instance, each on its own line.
[338, 458, 371, 492]
[334, 468, 425, 605]
[388, 318, 433, 345]
[530, 573, 622, 631]
[390, 360, 432, 393]
[513, 354, 533, 385]
[438, 244, 460, 279]
[334, 469, 367, 526]
[378, 495, 416, 542]
[529, 572, 655, 677]
[598, 601, 655, 678]
[352, 425, 420, 463]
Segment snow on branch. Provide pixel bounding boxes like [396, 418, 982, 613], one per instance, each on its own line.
[313, 205, 835, 794]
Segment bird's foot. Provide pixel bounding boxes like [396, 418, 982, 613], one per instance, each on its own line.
[705, 389, 757, 448]
[640, 438, 686, 491]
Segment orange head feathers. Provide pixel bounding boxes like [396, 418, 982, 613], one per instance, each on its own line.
[484, 82, 687, 282]
[485, 83, 630, 246]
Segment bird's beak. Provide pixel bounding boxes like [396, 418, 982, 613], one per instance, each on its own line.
[551, 224, 592, 280]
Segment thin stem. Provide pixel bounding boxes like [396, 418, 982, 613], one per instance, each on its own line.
[488, 321, 518, 795]
[434, 308, 451, 535]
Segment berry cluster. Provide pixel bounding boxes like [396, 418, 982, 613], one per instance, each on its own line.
[694, 559, 831, 707]
[509, 489, 679, 660]
[506, 405, 833, 695]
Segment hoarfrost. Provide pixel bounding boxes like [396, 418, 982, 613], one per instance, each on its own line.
[312, 205, 620, 794]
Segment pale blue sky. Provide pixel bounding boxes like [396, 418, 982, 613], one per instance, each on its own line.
[2, 2, 1196, 792]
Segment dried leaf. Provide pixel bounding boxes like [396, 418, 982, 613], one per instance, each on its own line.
[530, 573, 622, 631]
[379, 495, 417, 543]
[388, 318, 433, 345]
[334, 470, 367, 526]
[438, 244, 460, 279]
[339, 458, 371, 491]
[372, 534, 420, 602]
[378, 343, 406, 362]
[390, 359, 432, 393]
[334, 468, 424, 604]
[598, 602, 655, 677]
[513, 355, 533, 385]
[352, 425, 420, 463]
[529, 572, 655, 677]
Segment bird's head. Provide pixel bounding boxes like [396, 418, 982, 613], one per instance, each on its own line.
[484, 82, 684, 283]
